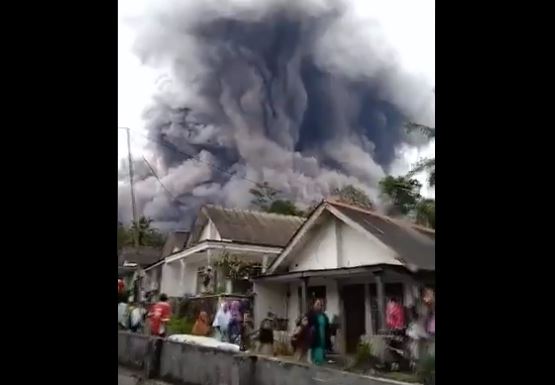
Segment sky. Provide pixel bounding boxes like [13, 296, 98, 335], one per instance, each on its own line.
[118, 0, 435, 196]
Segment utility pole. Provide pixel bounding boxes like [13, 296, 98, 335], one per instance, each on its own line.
[123, 127, 139, 247]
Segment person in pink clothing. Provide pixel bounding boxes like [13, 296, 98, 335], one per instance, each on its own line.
[386, 297, 406, 331]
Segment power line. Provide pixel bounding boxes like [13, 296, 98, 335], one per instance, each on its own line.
[124, 126, 286, 196]
[141, 156, 187, 206]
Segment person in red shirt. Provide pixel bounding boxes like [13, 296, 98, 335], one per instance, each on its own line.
[386, 297, 406, 331]
[148, 293, 172, 337]
[118, 278, 125, 295]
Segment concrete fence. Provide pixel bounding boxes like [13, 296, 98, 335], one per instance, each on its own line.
[118, 332, 415, 385]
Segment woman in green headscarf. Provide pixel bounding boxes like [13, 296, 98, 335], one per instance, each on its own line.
[306, 299, 331, 365]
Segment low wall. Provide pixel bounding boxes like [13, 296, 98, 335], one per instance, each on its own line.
[118, 332, 415, 385]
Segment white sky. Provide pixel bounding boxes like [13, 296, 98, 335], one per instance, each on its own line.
[118, 0, 435, 192]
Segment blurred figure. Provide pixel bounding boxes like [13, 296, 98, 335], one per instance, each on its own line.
[227, 300, 243, 346]
[118, 296, 129, 330]
[129, 302, 147, 333]
[291, 315, 312, 362]
[148, 293, 172, 338]
[192, 311, 211, 336]
[306, 299, 331, 365]
[212, 301, 231, 341]
[256, 317, 275, 355]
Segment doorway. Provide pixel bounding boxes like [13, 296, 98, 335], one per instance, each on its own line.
[342, 284, 366, 353]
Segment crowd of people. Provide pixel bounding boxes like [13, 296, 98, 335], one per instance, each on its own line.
[385, 288, 436, 369]
[118, 281, 435, 370]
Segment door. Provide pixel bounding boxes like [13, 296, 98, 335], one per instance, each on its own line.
[342, 284, 366, 353]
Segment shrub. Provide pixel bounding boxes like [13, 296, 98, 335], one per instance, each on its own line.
[416, 354, 435, 385]
[166, 317, 195, 335]
[354, 341, 373, 367]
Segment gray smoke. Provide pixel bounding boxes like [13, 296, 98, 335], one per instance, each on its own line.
[118, 0, 434, 230]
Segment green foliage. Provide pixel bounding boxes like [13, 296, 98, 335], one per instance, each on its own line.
[332, 185, 374, 210]
[166, 316, 195, 335]
[415, 198, 435, 229]
[215, 253, 261, 281]
[118, 216, 166, 249]
[416, 355, 435, 385]
[406, 121, 435, 188]
[249, 182, 304, 216]
[268, 199, 303, 216]
[354, 341, 373, 367]
[249, 182, 278, 211]
[379, 176, 422, 215]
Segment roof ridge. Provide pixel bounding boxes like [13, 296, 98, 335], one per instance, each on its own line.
[204, 204, 305, 220]
[325, 199, 435, 234]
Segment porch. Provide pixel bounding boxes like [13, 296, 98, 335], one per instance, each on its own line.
[160, 240, 282, 298]
[253, 265, 432, 355]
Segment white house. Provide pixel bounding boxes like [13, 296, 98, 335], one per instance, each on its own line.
[253, 199, 435, 354]
[159, 205, 305, 298]
[142, 231, 190, 298]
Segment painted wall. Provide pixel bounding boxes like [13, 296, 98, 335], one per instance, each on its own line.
[161, 261, 199, 297]
[289, 217, 338, 272]
[198, 220, 221, 242]
[338, 221, 399, 267]
[253, 282, 288, 326]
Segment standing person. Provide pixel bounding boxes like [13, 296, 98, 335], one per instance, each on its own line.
[118, 296, 130, 330]
[129, 302, 146, 333]
[148, 293, 172, 338]
[227, 300, 243, 346]
[306, 299, 331, 365]
[422, 288, 435, 356]
[291, 315, 312, 363]
[386, 296, 406, 369]
[192, 311, 211, 336]
[212, 302, 231, 341]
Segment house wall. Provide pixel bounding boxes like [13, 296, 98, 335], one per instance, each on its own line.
[289, 218, 338, 272]
[198, 220, 221, 242]
[338, 221, 399, 267]
[161, 261, 200, 298]
[253, 282, 288, 326]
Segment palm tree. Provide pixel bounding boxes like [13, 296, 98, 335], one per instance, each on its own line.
[406, 122, 435, 187]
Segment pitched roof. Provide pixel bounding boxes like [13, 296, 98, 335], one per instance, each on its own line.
[119, 246, 162, 266]
[268, 199, 434, 273]
[161, 231, 190, 258]
[328, 200, 435, 271]
[189, 205, 305, 247]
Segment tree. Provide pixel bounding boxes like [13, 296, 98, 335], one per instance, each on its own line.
[267, 199, 303, 216]
[249, 182, 278, 211]
[249, 182, 304, 216]
[415, 198, 435, 229]
[406, 122, 435, 187]
[379, 176, 422, 215]
[332, 185, 374, 210]
[118, 216, 166, 248]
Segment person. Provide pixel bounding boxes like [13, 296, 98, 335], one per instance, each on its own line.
[148, 293, 172, 338]
[256, 317, 274, 356]
[291, 315, 312, 362]
[422, 288, 435, 356]
[405, 306, 428, 368]
[118, 296, 130, 330]
[118, 278, 125, 295]
[306, 299, 331, 365]
[386, 297, 406, 369]
[192, 311, 211, 336]
[227, 300, 243, 346]
[129, 302, 146, 333]
[212, 302, 231, 341]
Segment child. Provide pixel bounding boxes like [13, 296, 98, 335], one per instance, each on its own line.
[192, 311, 211, 336]
[291, 316, 312, 363]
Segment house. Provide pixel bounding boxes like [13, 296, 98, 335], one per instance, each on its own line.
[253, 199, 435, 354]
[160, 205, 305, 299]
[142, 231, 190, 298]
[118, 245, 163, 300]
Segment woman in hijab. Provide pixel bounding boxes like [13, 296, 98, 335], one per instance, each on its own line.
[227, 301, 243, 346]
[306, 299, 331, 365]
[192, 311, 211, 336]
[212, 301, 231, 341]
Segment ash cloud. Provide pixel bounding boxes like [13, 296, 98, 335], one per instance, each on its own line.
[118, 0, 435, 231]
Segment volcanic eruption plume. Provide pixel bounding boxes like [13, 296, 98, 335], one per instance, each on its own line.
[118, 0, 435, 230]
